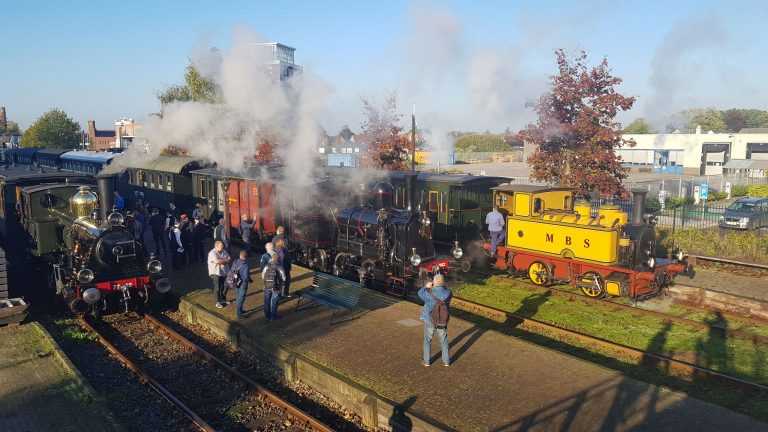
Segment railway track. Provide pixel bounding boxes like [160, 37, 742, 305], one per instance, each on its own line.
[80, 313, 333, 432]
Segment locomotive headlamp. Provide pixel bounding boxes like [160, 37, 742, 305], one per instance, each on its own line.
[82, 287, 101, 304]
[647, 257, 656, 269]
[147, 259, 163, 274]
[155, 278, 171, 294]
[410, 248, 422, 267]
[107, 212, 125, 226]
[77, 268, 95, 284]
[452, 244, 464, 260]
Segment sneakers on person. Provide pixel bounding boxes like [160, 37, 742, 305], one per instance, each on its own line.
[422, 362, 430, 367]
[443, 363, 450, 367]
[215, 302, 224, 309]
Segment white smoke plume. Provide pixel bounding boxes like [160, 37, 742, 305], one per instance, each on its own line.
[127, 26, 332, 201]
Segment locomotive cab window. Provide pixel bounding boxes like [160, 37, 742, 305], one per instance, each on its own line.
[533, 198, 543, 215]
[564, 196, 572, 210]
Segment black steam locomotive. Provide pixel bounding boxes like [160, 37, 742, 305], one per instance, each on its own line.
[292, 177, 464, 294]
[19, 176, 169, 316]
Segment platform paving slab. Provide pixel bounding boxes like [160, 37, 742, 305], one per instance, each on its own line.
[0, 322, 123, 432]
[678, 268, 768, 302]
[171, 264, 768, 432]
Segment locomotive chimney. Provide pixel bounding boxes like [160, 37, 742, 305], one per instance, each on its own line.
[631, 189, 647, 225]
[97, 175, 115, 220]
[405, 173, 416, 211]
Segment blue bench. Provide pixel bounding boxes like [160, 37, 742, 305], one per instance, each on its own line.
[296, 272, 362, 323]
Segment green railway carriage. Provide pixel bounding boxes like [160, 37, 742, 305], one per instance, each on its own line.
[101, 155, 207, 213]
[388, 172, 509, 245]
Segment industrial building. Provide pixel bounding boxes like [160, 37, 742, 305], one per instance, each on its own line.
[620, 126, 768, 176]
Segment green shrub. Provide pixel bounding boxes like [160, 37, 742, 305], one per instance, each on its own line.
[708, 191, 728, 201]
[454, 134, 511, 152]
[646, 197, 661, 213]
[660, 228, 768, 264]
[732, 184, 749, 197]
[748, 184, 768, 198]
[665, 196, 694, 209]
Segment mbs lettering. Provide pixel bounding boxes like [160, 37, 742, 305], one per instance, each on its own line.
[545, 233, 590, 248]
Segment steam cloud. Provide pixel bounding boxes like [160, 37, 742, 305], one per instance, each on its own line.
[127, 26, 332, 204]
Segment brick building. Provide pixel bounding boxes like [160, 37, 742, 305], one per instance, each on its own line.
[87, 120, 116, 151]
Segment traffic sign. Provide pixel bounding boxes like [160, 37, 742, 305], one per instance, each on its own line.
[700, 183, 709, 200]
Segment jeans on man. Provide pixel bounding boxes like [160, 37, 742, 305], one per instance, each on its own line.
[235, 284, 248, 318]
[211, 275, 226, 303]
[490, 230, 505, 256]
[423, 322, 450, 365]
[153, 232, 166, 256]
[264, 289, 280, 320]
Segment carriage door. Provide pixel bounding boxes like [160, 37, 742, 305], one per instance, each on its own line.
[258, 183, 276, 236]
[226, 181, 241, 230]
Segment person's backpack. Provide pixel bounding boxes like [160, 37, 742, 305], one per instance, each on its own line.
[225, 263, 242, 289]
[429, 290, 450, 328]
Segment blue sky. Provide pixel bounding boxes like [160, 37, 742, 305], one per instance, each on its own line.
[2, 0, 767, 132]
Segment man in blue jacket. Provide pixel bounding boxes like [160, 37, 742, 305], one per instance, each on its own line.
[230, 249, 251, 319]
[418, 274, 452, 367]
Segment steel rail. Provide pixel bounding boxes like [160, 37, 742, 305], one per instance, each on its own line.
[143, 314, 334, 432]
[690, 254, 768, 271]
[78, 317, 217, 432]
[448, 296, 768, 394]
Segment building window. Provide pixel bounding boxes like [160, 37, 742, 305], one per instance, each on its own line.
[319, 147, 325, 154]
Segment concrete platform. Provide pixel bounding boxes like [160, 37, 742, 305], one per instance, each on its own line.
[679, 268, 768, 302]
[0, 322, 122, 432]
[171, 262, 768, 432]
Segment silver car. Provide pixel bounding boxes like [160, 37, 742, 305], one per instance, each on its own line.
[719, 198, 768, 230]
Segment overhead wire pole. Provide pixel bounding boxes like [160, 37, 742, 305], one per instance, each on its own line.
[411, 104, 416, 172]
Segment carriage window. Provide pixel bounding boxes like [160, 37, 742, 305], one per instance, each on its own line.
[139, 170, 147, 187]
[428, 191, 439, 213]
[166, 175, 173, 192]
[533, 198, 543, 214]
[564, 196, 571, 210]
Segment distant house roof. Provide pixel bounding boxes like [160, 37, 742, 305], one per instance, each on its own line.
[724, 159, 768, 170]
[738, 128, 768, 134]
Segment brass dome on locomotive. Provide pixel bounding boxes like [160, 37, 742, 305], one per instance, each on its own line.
[70, 186, 99, 219]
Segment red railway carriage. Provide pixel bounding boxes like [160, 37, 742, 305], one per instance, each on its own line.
[190, 167, 283, 241]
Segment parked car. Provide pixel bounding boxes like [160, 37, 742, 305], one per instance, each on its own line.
[719, 198, 768, 230]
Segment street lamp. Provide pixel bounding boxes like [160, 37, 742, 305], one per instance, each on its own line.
[220, 178, 231, 241]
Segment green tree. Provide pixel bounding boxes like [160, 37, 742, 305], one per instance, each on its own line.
[21, 109, 81, 149]
[722, 109, 768, 132]
[685, 108, 727, 132]
[623, 118, 653, 134]
[158, 64, 217, 106]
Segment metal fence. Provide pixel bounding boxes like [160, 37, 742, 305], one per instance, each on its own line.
[588, 199, 729, 232]
[625, 175, 768, 199]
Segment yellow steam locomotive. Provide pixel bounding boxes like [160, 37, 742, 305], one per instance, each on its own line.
[487, 185, 689, 299]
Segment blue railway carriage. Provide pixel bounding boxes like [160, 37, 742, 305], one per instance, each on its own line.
[101, 154, 207, 212]
[60, 151, 118, 175]
[35, 149, 70, 169]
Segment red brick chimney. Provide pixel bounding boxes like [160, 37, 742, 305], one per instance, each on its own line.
[87, 120, 96, 146]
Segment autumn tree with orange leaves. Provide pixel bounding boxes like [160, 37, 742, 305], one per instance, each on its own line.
[519, 50, 635, 197]
[359, 94, 410, 170]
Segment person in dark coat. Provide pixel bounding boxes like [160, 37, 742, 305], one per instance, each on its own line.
[213, 217, 228, 249]
[179, 213, 193, 265]
[262, 253, 285, 320]
[240, 215, 253, 251]
[149, 208, 166, 256]
[274, 238, 291, 297]
[169, 222, 185, 270]
[230, 249, 251, 319]
[192, 216, 209, 264]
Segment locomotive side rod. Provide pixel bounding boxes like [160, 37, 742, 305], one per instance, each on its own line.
[143, 314, 334, 432]
[78, 317, 218, 432]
